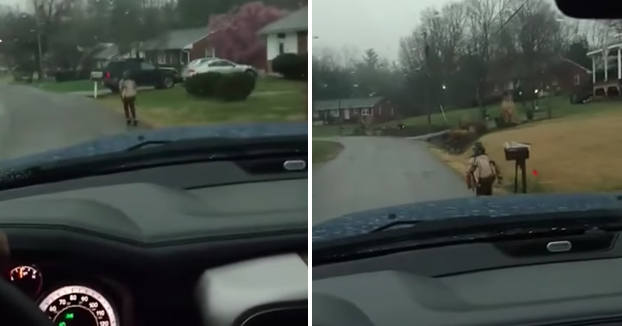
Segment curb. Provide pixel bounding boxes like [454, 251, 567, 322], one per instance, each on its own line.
[405, 129, 450, 140]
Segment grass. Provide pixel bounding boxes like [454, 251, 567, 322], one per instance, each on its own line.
[429, 99, 622, 194]
[97, 77, 307, 127]
[312, 95, 621, 137]
[36, 80, 97, 93]
[312, 140, 344, 164]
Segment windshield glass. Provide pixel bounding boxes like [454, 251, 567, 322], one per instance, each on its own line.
[0, 0, 308, 169]
[312, 1, 611, 235]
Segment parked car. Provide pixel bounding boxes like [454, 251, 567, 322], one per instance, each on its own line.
[181, 58, 257, 81]
[99, 59, 179, 93]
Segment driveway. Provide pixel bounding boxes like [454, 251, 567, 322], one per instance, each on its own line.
[312, 137, 473, 224]
[0, 82, 129, 160]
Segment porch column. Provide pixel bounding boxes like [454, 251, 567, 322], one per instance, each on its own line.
[618, 48, 621, 79]
[590, 54, 596, 84]
[604, 49, 608, 81]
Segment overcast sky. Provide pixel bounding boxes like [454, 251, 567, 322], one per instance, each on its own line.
[311, 0, 579, 61]
[312, 0, 457, 61]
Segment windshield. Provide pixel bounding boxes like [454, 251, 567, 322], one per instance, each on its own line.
[312, 1, 612, 234]
[0, 0, 308, 171]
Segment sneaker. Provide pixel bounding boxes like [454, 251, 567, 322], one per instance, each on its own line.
[132, 119, 138, 127]
[126, 119, 132, 126]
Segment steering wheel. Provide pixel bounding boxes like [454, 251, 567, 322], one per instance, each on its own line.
[0, 276, 52, 325]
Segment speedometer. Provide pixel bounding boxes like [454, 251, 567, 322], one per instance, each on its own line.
[38, 285, 118, 326]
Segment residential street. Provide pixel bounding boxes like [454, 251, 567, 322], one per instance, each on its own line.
[312, 137, 473, 224]
[0, 82, 129, 160]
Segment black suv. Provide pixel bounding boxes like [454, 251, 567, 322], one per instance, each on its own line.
[102, 59, 179, 93]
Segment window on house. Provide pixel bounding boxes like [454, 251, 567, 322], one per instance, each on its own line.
[574, 74, 581, 85]
[205, 47, 215, 57]
[277, 33, 286, 39]
[361, 108, 371, 116]
[330, 109, 340, 117]
[157, 53, 166, 64]
[378, 106, 382, 115]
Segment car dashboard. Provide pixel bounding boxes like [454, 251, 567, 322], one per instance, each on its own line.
[0, 156, 308, 326]
[312, 232, 622, 326]
[2, 251, 308, 326]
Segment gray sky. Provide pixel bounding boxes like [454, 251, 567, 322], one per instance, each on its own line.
[311, 0, 578, 62]
[311, 0, 458, 61]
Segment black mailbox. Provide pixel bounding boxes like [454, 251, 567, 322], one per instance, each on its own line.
[504, 142, 530, 161]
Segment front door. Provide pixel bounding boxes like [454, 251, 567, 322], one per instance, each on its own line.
[344, 109, 350, 120]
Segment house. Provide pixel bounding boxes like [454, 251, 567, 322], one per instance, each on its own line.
[587, 42, 622, 97]
[313, 97, 398, 124]
[133, 27, 217, 69]
[89, 43, 121, 71]
[257, 6, 308, 73]
[486, 56, 591, 99]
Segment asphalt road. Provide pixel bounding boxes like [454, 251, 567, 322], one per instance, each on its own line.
[0, 82, 129, 160]
[312, 137, 473, 224]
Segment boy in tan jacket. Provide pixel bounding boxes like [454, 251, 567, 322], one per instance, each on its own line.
[466, 142, 503, 196]
[119, 70, 138, 126]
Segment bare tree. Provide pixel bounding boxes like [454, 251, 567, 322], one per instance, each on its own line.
[464, 0, 512, 116]
[513, 0, 561, 116]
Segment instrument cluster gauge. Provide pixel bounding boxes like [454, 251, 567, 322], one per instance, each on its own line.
[39, 285, 119, 326]
[8, 265, 43, 297]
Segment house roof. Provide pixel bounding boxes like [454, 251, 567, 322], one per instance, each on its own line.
[92, 43, 119, 60]
[257, 6, 308, 35]
[140, 27, 209, 51]
[314, 97, 383, 111]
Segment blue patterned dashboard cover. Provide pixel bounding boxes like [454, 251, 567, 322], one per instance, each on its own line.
[0, 122, 307, 171]
[312, 193, 622, 242]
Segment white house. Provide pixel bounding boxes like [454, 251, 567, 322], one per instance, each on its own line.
[257, 6, 308, 73]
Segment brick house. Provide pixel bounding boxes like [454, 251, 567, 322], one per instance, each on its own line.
[130, 28, 217, 70]
[487, 56, 591, 98]
[257, 6, 308, 73]
[313, 97, 398, 124]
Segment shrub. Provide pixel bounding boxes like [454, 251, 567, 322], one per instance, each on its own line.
[215, 72, 256, 101]
[460, 121, 488, 135]
[185, 72, 256, 101]
[437, 129, 479, 154]
[272, 53, 306, 80]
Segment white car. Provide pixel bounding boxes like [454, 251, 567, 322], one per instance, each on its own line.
[181, 58, 257, 80]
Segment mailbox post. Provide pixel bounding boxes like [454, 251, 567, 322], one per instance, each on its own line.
[503, 142, 531, 193]
[90, 71, 103, 99]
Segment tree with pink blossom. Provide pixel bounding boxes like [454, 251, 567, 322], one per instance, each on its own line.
[207, 2, 288, 69]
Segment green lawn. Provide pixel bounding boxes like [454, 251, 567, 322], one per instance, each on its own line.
[36, 80, 97, 93]
[312, 140, 343, 164]
[313, 95, 622, 137]
[98, 77, 307, 127]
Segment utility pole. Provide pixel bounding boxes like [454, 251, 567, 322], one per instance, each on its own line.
[423, 30, 431, 125]
[35, 3, 44, 81]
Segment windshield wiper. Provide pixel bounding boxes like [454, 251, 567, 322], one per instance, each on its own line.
[0, 135, 306, 191]
[313, 209, 622, 264]
[124, 139, 172, 151]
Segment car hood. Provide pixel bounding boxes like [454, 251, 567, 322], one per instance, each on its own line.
[312, 193, 622, 242]
[0, 122, 307, 171]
